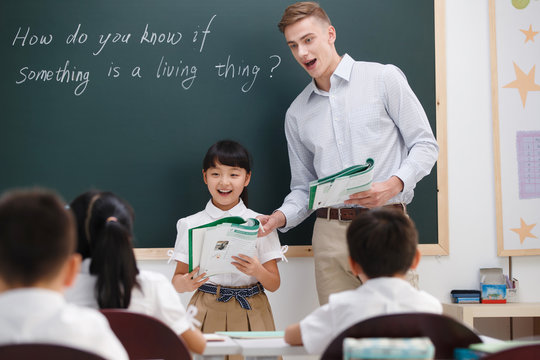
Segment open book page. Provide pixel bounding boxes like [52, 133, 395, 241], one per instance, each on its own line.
[188, 216, 246, 272]
[309, 158, 375, 210]
[189, 217, 259, 276]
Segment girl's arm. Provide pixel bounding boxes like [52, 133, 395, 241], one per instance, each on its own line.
[172, 261, 209, 293]
[181, 328, 206, 354]
[231, 256, 280, 292]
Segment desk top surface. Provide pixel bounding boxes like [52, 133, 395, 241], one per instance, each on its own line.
[203, 336, 307, 357]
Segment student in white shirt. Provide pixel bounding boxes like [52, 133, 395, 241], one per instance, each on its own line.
[171, 140, 283, 334]
[0, 189, 128, 360]
[64, 190, 206, 354]
[284, 208, 442, 355]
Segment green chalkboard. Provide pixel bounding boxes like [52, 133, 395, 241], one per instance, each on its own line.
[0, 0, 438, 248]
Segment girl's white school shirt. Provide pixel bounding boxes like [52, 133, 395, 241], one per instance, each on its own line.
[0, 288, 128, 360]
[65, 259, 192, 336]
[173, 199, 282, 287]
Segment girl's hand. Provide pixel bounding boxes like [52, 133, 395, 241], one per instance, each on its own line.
[231, 254, 263, 277]
[172, 266, 209, 292]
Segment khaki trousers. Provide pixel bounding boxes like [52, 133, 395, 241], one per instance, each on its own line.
[312, 218, 362, 305]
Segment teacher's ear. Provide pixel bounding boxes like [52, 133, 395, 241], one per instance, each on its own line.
[327, 25, 336, 44]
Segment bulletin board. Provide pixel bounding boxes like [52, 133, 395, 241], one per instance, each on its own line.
[490, 0, 540, 256]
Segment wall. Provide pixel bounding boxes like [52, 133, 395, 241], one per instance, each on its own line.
[138, 0, 540, 339]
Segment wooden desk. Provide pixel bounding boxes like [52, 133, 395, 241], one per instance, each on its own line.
[443, 302, 540, 334]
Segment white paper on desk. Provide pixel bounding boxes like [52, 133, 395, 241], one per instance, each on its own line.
[199, 223, 257, 277]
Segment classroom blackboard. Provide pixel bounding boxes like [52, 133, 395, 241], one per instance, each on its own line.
[0, 0, 438, 248]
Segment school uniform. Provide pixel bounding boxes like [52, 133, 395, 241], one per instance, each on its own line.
[173, 199, 282, 333]
[299, 277, 442, 355]
[65, 260, 193, 335]
[0, 288, 128, 360]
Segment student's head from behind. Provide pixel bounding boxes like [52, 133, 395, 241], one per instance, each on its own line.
[70, 191, 139, 309]
[202, 140, 252, 211]
[0, 189, 80, 291]
[278, 2, 340, 85]
[346, 208, 420, 282]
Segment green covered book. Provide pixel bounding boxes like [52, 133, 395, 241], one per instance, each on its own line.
[308, 158, 375, 210]
[188, 216, 259, 276]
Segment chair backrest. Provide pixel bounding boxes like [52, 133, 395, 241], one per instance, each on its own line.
[0, 343, 106, 360]
[481, 344, 540, 360]
[321, 312, 482, 360]
[100, 309, 191, 360]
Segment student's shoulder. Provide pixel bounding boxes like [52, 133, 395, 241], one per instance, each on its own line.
[136, 270, 178, 297]
[242, 207, 262, 219]
[138, 269, 170, 284]
[176, 208, 211, 228]
[63, 302, 112, 326]
[415, 289, 443, 312]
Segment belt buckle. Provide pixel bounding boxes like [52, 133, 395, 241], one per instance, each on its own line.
[338, 208, 352, 222]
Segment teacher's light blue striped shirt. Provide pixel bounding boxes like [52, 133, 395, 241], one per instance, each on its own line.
[277, 54, 439, 232]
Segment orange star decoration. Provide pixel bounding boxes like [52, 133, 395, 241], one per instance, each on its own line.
[520, 24, 539, 43]
[510, 218, 538, 244]
[503, 62, 540, 107]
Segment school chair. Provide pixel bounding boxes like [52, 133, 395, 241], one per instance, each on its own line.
[0, 343, 106, 359]
[100, 309, 191, 360]
[481, 343, 540, 360]
[320, 312, 482, 360]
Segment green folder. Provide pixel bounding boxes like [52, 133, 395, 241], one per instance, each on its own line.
[308, 158, 375, 210]
[188, 216, 260, 273]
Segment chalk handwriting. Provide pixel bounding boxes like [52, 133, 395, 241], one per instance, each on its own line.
[66, 24, 88, 44]
[94, 32, 131, 56]
[9, 14, 283, 95]
[16, 60, 89, 96]
[140, 24, 182, 46]
[215, 55, 260, 93]
[156, 56, 197, 90]
[12, 27, 53, 46]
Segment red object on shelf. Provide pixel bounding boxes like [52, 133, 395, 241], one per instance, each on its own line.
[481, 299, 507, 304]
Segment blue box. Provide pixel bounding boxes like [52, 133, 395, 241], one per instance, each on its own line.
[481, 284, 506, 300]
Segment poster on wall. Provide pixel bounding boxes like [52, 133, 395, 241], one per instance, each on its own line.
[490, 0, 540, 255]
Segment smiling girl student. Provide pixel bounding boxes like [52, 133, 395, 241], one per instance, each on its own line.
[171, 140, 282, 334]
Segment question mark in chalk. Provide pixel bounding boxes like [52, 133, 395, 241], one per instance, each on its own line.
[269, 55, 281, 78]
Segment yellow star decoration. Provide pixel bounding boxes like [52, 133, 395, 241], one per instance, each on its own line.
[520, 24, 539, 43]
[510, 218, 538, 244]
[503, 62, 540, 107]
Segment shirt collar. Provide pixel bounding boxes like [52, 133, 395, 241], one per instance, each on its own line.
[80, 258, 92, 274]
[204, 199, 247, 219]
[308, 53, 355, 99]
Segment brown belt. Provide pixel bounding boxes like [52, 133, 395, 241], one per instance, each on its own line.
[315, 203, 405, 221]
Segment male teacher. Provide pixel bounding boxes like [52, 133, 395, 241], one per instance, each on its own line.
[258, 2, 439, 305]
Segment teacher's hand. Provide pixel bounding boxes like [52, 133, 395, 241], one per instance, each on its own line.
[345, 176, 403, 208]
[256, 211, 286, 237]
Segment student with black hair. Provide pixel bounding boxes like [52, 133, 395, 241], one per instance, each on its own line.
[0, 188, 128, 360]
[64, 190, 206, 354]
[171, 140, 283, 335]
[284, 208, 442, 355]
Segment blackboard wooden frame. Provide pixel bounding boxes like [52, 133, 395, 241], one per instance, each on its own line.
[134, 0, 449, 260]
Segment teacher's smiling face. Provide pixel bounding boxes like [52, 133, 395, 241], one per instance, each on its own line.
[284, 16, 340, 91]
